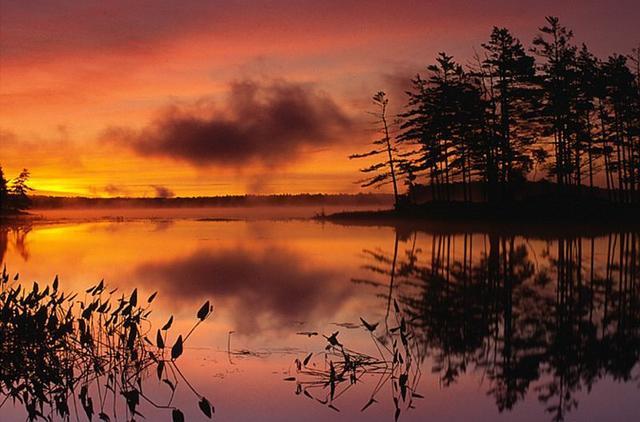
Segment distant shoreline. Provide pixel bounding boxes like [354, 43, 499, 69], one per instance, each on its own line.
[2, 193, 638, 233]
[26, 193, 393, 210]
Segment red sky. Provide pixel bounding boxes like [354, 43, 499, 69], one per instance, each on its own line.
[1, 0, 639, 196]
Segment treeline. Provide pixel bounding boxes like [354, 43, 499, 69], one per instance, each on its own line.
[0, 166, 31, 213]
[27, 192, 392, 209]
[352, 17, 640, 206]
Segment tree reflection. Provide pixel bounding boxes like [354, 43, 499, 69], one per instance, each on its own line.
[289, 231, 427, 419]
[355, 230, 640, 421]
[0, 223, 32, 264]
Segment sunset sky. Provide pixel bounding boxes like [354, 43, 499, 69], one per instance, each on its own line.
[1, 0, 639, 197]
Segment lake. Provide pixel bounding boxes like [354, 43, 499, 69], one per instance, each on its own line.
[1, 208, 638, 421]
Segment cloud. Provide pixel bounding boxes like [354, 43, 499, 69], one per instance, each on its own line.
[4, 1, 638, 63]
[0, 126, 84, 168]
[150, 185, 175, 198]
[132, 247, 352, 333]
[102, 79, 353, 167]
[104, 184, 129, 196]
[381, 66, 422, 110]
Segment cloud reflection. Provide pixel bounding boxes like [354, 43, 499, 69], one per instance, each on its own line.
[133, 247, 352, 334]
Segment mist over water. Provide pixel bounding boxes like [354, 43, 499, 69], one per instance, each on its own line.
[1, 210, 638, 421]
[28, 204, 389, 222]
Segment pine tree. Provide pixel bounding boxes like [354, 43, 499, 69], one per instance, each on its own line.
[532, 16, 579, 188]
[399, 53, 486, 202]
[10, 168, 32, 210]
[602, 55, 638, 203]
[480, 27, 539, 200]
[627, 45, 640, 202]
[574, 44, 600, 192]
[354, 19, 638, 206]
[350, 92, 402, 208]
[0, 166, 8, 212]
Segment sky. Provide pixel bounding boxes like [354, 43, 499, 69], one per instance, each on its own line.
[1, 0, 639, 197]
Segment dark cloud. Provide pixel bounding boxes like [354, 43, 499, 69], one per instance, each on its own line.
[102, 79, 353, 167]
[133, 247, 352, 333]
[150, 185, 175, 198]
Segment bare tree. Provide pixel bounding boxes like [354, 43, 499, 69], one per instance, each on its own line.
[350, 91, 401, 208]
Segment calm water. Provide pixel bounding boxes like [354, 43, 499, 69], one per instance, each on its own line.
[1, 209, 638, 421]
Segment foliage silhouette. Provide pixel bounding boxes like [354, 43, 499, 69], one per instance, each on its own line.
[0, 166, 8, 213]
[0, 267, 214, 421]
[353, 16, 640, 206]
[350, 92, 404, 208]
[287, 302, 423, 420]
[0, 166, 33, 213]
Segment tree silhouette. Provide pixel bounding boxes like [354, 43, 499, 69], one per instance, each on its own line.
[9, 168, 32, 211]
[0, 166, 8, 212]
[399, 53, 486, 202]
[350, 92, 403, 208]
[532, 16, 579, 189]
[354, 18, 640, 206]
[480, 27, 540, 200]
[602, 54, 639, 203]
[574, 44, 601, 192]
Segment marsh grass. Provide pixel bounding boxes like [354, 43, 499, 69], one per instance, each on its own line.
[288, 300, 423, 420]
[0, 266, 213, 421]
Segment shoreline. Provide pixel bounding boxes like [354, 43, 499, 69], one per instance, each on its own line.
[1, 200, 638, 237]
[319, 200, 640, 235]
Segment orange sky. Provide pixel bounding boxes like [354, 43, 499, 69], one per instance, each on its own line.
[1, 0, 639, 197]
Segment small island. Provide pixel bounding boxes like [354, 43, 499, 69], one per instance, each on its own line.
[338, 19, 639, 225]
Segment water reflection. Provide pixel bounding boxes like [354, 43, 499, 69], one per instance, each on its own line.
[349, 229, 640, 421]
[0, 223, 32, 263]
[133, 247, 352, 334]
[0, 219, 638, 421]
[291, 278, 424, 420]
